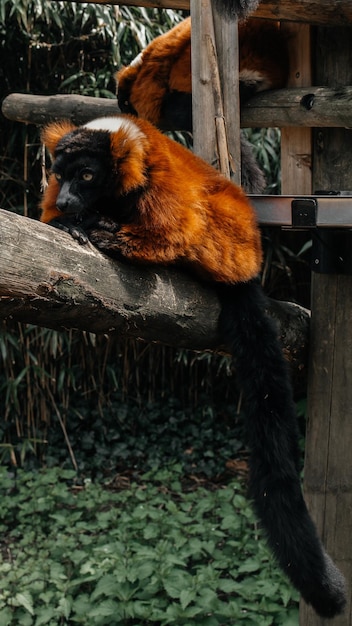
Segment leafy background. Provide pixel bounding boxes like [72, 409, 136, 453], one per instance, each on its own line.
[0, 1, 305, 623]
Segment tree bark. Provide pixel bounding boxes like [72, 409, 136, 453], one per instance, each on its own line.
[3, 88, 352, 129]
[0, 208, 309, 393]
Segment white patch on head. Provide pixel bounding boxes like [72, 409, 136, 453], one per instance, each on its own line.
[239, 69, 270, 91]
[130, 51, 143, 68]
[84, 116, 145, 142]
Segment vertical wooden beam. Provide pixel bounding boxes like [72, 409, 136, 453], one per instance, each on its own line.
[190, 0, 241, 181]
[190, 0, 217, 164]
[281, 23, 312, 194]
[300, 25, 352, 626]
[213, 12, 241, 183]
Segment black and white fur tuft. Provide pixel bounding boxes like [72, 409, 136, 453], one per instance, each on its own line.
[213, 0, 260, 19]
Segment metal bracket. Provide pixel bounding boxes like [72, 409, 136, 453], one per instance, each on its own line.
[249, 193, 352, 229]
[249, 192, 352, 274]
[292, 198, 317, 229]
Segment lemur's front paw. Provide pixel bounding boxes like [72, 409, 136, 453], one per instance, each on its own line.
[89, 229, 117, 249]
[48, 217, 89, 245]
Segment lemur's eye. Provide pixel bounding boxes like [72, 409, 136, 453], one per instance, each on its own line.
[55, 173, 62, 181]
[81, 170, 94, 182]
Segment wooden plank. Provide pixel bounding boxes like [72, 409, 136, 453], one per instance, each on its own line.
[301, 24, 352, 626]
[281, 23, 312, 195]
[255, 0, 352, 25]
[76, 0, 352, 26]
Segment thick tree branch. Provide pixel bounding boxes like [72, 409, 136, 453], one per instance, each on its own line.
[0, 209, 309, 392]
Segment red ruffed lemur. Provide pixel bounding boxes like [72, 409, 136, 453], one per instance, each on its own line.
[40, 113, 346, 618]
[116, 16, 289, 192]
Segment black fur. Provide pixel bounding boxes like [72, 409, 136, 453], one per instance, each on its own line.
[218, 281, 346, 617]
[52, 130, 140, 226]
[151, 90, 266, 193]
[213, 0, 260, 19]
[159, 91, 193, 132]
[237, 134, 266, 194]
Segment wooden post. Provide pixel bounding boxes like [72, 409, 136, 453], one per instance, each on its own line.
[300, 25, 352, 626]
[280, 23, 312, 194]
[190, 0, 241, 181]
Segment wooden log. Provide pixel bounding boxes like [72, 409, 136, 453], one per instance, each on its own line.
[3, 88, 352, 129]
[0, 208, 309, 393]
[300, 25, 352, 626]
[243, 86, 352, 128]
[1, 94, 119, 127]
[75, 0, 352, 27]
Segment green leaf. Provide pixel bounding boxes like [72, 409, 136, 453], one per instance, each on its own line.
[34, 607, 57, 625]
[15, 591, 34, 615]
[163, 569, 189, 599]
[88, 599, 121, 618]
[0, 607, 13, 626]
[180, 588, 196, 610]
[91, 574, 117, 600]
[238, 558, 261, 574]
[57, 596, 72, 619]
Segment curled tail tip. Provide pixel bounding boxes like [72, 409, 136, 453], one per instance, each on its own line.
[305, 553, 346, 618]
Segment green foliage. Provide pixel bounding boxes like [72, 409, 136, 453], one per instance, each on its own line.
[0, 1, 184, 214]
[0, 466, 298, 625]
[0, 318, 241, 469]
[243, 128, 281, 194]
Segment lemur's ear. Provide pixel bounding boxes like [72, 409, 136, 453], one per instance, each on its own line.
[41, 121, 77, 156]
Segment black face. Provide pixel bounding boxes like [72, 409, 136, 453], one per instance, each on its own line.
[50, 126, 143, 229]
[52, 153, 111, 219]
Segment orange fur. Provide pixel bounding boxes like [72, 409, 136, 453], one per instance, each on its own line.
[117, 19, 192, 125]
[40, 122, 77, 223]
[116, 17, 288, 123]
[41, 121, 77, 155]
[40, 114, 262, 284]
[40, 177, 62, 223]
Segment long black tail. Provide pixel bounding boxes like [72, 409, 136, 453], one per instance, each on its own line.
[212, 0, 259, 19]
[218, 281, 346, 618]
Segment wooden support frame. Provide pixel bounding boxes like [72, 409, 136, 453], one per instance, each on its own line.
[300, 24, 352, 626]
